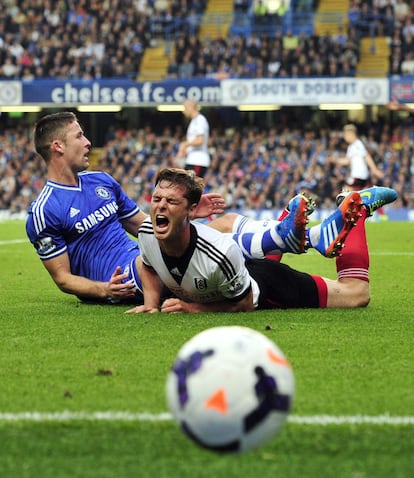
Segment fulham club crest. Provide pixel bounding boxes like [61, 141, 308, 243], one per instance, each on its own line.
[194, 278, 207, 290]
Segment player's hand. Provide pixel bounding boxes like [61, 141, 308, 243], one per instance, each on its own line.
[176, 142, 187, 158]
[125, 305, 159, 314]
[386, 100, 401, 111]
[107, 266, 136, 299]
[160, 298, 189, 313]
[192, 193, 226, 219]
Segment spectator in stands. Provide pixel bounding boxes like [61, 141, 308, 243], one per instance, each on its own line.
[401, 51, 414, 74]
[394, 0, 410, 23]
[0, 0, 206, 79]
[2, 117, 413, 217]
[252, 0, 269, 29]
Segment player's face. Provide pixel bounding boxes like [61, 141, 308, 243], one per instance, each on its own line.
[63, 121, 91, 172]
[150, 181, 196, 245]
[182, 100, 193, 119]
[343, 130, 354, 144]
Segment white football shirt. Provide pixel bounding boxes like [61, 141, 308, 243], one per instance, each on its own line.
[347, 138, 369, 181]
[185, 113, 210, 167]
[138, 219, 259, 306]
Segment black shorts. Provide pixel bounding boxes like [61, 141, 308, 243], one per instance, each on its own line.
[246, 259, 320, 309]
[350, 178, 370, 189]
[185, 164, 208, 178]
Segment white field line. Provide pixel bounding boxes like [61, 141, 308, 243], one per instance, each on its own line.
[0, 239, 27, 246]
[0, 411, 413, 426]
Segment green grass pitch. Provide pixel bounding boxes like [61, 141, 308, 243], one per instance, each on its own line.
[0, 219, 413, 478]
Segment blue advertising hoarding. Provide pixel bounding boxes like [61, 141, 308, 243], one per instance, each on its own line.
[1, 77, 414, 106]
[389, 75, 414, 102]
[19, 79, 222, 106]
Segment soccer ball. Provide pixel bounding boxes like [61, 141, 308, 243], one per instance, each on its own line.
[166, 325, 295, 453]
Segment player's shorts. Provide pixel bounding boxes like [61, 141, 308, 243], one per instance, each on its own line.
[348, 177, 370, 189]
[245, 259, 320, 309]
[185, 164, 208, 178]
[77, 256, 144, 305]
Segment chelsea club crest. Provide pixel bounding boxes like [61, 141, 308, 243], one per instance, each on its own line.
[95, 186, 111, 199]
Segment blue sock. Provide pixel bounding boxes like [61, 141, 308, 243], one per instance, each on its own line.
[232, 229, 284, 259]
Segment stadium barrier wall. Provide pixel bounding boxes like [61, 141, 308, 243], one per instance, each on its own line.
[1, 76, 414, 106]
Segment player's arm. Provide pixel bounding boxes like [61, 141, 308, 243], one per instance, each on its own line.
[184, 134, 205, 148]
[331, 156, 350, 166]
[42, 253, 136, 300]
[121, 210, 149, 236]
[125, 257, 165, 313]
[364, 152, 383, 179]
[386, 99, 414, 112]
[159, 288, 254, 313]
[177, 134, 205, 157]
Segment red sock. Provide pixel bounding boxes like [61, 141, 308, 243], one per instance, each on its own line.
[335, 209, 370, 282]
[376, 206, 385, 216]
[265, 207, 289, 262]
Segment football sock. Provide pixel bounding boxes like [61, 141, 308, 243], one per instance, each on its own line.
[232, 229, 284, 259]
[231, 214, 284, 259]
[306, 223, 321, 250]
[336, 208, 369, 281]
[265, 208, 288, 262]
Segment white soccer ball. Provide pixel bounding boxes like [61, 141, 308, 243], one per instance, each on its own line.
[166, 325, 295, 453]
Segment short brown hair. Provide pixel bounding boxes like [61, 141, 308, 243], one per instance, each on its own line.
[34, 111, 78, 163]
[154, 168, 204, 205]
[343, 124, 357, 133]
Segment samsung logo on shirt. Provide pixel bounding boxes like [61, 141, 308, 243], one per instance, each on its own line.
[74, 201, 118, 233]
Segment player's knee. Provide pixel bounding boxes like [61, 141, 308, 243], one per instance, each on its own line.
[351, 282, 371, 308]
[332, 279, 371, 308]
[209, 213, 238, 233]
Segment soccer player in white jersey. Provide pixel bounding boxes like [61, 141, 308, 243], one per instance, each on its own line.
[331, 124, 383, 190]
[26, 113, 397, 306]
[25, 112, 324, 305]
[127, 168, 396, 314]
[25, 112, 225, 304]
[176, 99, 210, 177]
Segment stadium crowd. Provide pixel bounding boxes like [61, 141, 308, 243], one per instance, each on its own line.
[1, 117, 413, 216]
[168, 27, 360, 79]
[1, 0, 414, 80]
[0, 0, 206, 81]
[1, 1, 414, 217]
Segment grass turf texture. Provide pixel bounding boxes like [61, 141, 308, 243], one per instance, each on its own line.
[0, 219, 413, 478]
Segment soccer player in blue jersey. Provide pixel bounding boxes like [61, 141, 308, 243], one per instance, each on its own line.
[26, 112, 397, 306]
[26, 112, 232, 304]
[26, 111, 312, 304]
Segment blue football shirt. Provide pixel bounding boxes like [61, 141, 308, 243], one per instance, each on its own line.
[26, 171, 142, 287]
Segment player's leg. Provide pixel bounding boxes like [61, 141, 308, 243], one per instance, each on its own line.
[228, 192, 363, 260]
[315, 186, 398, 306]
[248, 206, 372, 309]
[230, 194, 313, 258]
[185, 164, 208, 178]
[311, 206, 371, 308]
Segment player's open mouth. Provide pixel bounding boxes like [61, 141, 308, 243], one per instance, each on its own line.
[156, 215, 169, 229]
